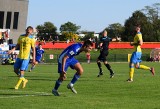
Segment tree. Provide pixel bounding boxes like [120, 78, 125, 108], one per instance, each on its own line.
[36, 22, 57, 41]
[141, 3, 160, 41]
[105, 23, 124, 39]
[60, 21, 81, 33]
[60, 32, 79, 42]
[59, 21, 81, 41]
[123, 11, 153, 41]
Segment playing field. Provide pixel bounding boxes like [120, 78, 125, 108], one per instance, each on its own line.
[0, 62, 160, 109]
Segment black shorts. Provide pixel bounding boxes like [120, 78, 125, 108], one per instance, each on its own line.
[98, 50, 109, 62]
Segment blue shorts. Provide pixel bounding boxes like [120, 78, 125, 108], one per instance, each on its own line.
[58, 57, 79, 73]
[14, 58, 30, 71]
[36, 59, 41, 63]
[130, 52, 142, 64]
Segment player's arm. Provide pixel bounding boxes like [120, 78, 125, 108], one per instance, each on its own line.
[8, 44, 20, 54]
[61, 55, 69, 79]
[31, 42, 36, 65]
[130, 39, 143, 46]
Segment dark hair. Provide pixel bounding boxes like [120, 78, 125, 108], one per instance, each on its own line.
[83, 40, 93, 47]
[27, 26, 33, 30]
[135, 24, 141, 28]
[38, 43, 42, 46]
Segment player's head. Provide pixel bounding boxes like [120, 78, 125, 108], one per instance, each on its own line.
[26, 26, 33, 35]
[38, 43, 42, 49]
[82, 40, 93, 52]
[135, 24, 141, 32]
[102, 30, 107, 37]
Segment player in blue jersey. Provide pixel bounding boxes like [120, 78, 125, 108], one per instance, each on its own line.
[97, 30, 120, 78]
[52, 40, 93, 96]
[29, 43, 44, 72]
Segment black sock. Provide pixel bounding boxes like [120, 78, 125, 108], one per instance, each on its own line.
[97, 62, 102, 72]
[105, 63, 114, 74]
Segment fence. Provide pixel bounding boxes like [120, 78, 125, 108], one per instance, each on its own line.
[43, 53, 150, 63]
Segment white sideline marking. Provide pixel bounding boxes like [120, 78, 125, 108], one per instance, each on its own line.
[0, 90, 52, 98]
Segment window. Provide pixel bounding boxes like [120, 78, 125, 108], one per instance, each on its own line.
[0, 11, 4, 29]
[6, 12, 12, 29]
[13, 12, 19, 29]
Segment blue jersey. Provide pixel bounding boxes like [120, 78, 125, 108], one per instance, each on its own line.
[58, 43, 82, 73]
[35, 47, 44, 62]
[59, 43, 82, 62]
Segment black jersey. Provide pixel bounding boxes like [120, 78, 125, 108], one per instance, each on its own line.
[100, 36, 112, 50]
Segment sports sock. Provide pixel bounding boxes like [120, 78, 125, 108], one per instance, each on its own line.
[105, 63, 114, 74]
[30, 65, 35, 71]
[54, 79, 62, 90]
[71, 73, 80, 84]
[15, 78, 23, 88]
[139, 65, 150, 70]
[97, 62, 102, 72]
[129, 68, 134, 80]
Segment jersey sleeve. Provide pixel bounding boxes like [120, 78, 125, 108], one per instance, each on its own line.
[137, 34, 142, 40]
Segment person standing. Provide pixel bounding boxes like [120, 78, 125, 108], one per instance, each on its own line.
[8, 26, 36, 89]
[86, 52, 91, 64]
[97, 30, 120, 78]
[127, 25, 155, 82]
[52, 40, 93, 96]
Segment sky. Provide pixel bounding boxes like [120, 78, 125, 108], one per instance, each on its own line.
[27, 0, 159, 33]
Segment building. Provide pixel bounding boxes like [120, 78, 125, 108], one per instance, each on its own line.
[0, 0, 29, 44]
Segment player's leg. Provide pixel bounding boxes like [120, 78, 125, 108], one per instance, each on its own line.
[13, 58, 21, 76]
[29, 61, 38, 72]
[127, 62, 134, 82]
[52, 62, 69, 96]
[20, 59, 29, 88]
[127, 52, 136, 82]
[103, 61, 114, 78]
[67, 59, 82, 94]
[102, 51, 114, 78]
[135, 52, 155, 75]
[97, 52, 103, 77]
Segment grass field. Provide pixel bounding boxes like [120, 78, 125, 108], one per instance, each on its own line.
[0, 62, 160, 109]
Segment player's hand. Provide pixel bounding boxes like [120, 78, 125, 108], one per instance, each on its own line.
[116, 37, 121, 41]
[62, 71, 67, 80]
[130, 42, 133, 46]
[32, 60, 36, 65]
[8, 50, 12, 54]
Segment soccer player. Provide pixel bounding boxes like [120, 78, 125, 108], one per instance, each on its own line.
[8, 26, 36, 89]
[97, 30, 120, 78]
[52, 40, 93, 96]
[127, 25, 155, 82]
[29, 43, 44, 72]
[86, 52, 91, 64]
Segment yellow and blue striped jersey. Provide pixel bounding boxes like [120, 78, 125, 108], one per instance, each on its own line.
[133, 32, 142, 52]
[17, 35, 35, 59]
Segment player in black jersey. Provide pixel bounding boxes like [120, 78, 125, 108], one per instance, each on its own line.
[97, 30, 120, 78]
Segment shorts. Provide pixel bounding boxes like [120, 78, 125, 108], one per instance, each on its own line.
[14, 58, 30, 71]
[98, 50, 109, 62]
[58, 57, 79, 73]
[130, 52, 142, 64]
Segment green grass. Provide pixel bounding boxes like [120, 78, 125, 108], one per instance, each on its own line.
[0, 62, 160, 109]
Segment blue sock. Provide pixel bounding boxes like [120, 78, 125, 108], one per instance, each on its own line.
[16, 71, 20, 76]
[71, 73, 80, 84]
[54, 80, 62, 90]
[31, 65, 35, 70]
